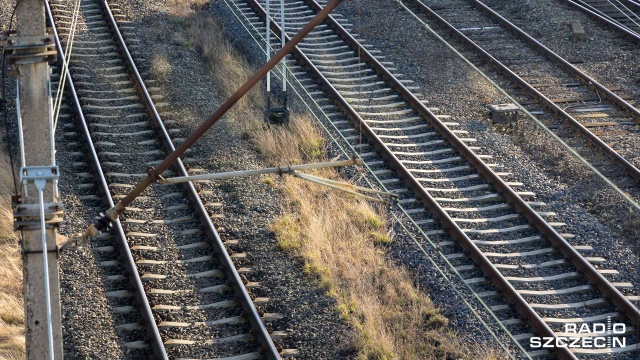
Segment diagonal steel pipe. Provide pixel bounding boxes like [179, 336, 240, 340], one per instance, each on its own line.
[87, 0, 345, 233]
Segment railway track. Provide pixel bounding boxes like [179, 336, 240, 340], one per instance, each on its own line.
[397, 0, 640, 202]
[228, 0, 640, 357]
[47, 0, 283, 358]
[563, 0, 640, 41]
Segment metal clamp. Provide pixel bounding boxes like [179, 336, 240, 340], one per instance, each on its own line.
[1, 31, 57, 65]
[14, 166, 63, 231]
[20, 165, 60, 182]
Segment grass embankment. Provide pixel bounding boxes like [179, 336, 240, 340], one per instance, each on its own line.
[171, 5, 494, 359]
[0, 153, 24, 359]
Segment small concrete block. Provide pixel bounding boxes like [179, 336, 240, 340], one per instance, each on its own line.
[570, 20, 585, 39]
[488, 103, 520, 124]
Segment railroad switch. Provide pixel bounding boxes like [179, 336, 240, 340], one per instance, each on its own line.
[488, 103, 520, 125]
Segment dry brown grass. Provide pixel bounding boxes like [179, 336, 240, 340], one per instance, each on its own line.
[184, 11, 501, 360]
[0, 153, 24, 359]
[272, 177, 466, 359]
[167, 0, 209, 17]
[186, 15, 264, 121]
[185, 15, 325, 160]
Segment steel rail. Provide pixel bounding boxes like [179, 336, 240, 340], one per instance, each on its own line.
[97, 0, 281, 357]
[469, 0, 640, 121]
[85, 0, 346, 356]
[402, 0, 640, 183]
[612, 0, 640, 11]
[245, 0, 576, 358]
[565, 0, 640, 41]
[224, 2, 527, 356]
[44, 1, 169, 359]
[88, 0, 344, 230]
[619, 0, 640, 9]
[307, 0, 640, 330]
[256, 0, 640, 356]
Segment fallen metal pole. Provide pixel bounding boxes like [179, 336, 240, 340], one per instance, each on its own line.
[160, 158, 363, 184]
[86, 0, 344, 236]
[292, 172, 396, 206]
[293, 172, 399, 198]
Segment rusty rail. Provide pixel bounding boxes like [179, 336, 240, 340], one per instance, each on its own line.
[251, 0, 640, 357]
[245, 0, 570, 358]
[565, 0, 640, 42]
[98, 0, 285, 357]
[403, 0, 640, 183]
[470, 0, 640, 121]
[45, 1, 168, 358]
[315, 0, 640, 333]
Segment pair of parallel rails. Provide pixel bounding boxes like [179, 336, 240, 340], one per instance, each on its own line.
[48, 0, 281, 358]
[230, 0, 640, 358]
[46, 0, 640, 358]
[565, 0, 640, 41]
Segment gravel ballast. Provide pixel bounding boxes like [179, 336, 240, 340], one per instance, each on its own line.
[2, 0, 639, 358]
[214, 0, 640, 357]
[108, 0, 355, 358]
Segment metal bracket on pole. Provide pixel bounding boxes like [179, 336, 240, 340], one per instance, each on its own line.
[14, 166, 64, 232]
[1, 31, 57, 65]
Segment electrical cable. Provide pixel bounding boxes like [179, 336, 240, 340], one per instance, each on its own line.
[2, 0, 23, 196]
[53, 0, 81, 131]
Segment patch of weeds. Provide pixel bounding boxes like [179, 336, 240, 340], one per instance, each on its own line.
[271, 215, 301, 251]
[369, 231, 392, 246]
[262, 177, 274, 186]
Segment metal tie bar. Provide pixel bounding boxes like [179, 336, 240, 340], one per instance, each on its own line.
[160, 158, 361, 183]
[158, 158, 396, 206]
